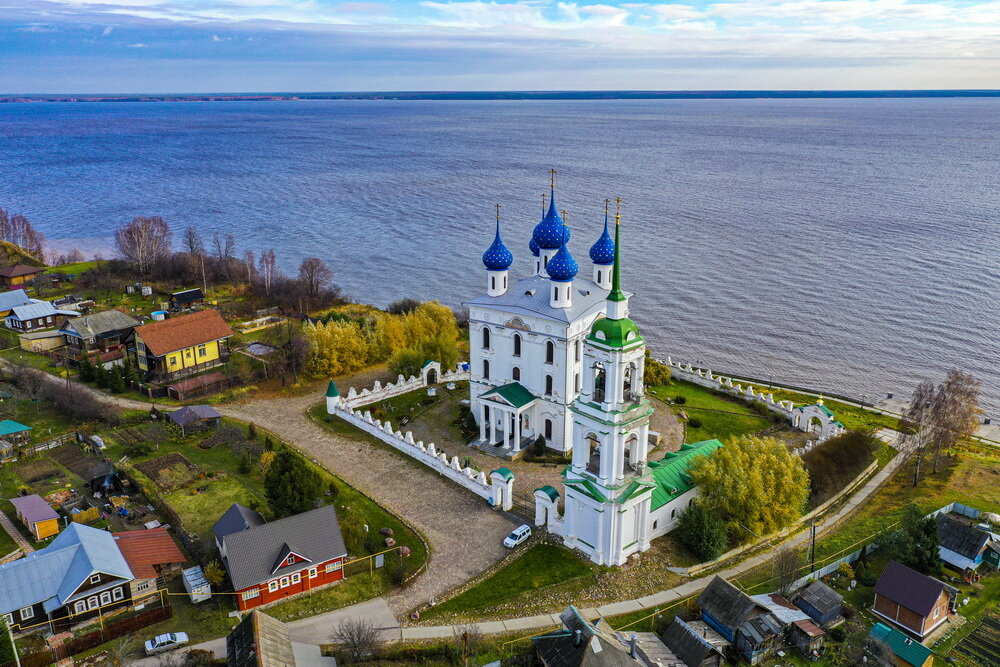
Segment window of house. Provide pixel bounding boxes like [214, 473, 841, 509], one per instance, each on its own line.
[137, 580, 151, 592]
[308, 568, 318, 579]
[545, 341, 554, 363]
[243, 589, 260, 601]
[74, 601, 87, 615]
[575, 339, 581, 362]
[933, 607, 940, 618]
[198, 345, 207, 357]
[19, 607, 34, 621]
[87, 597, 99, 610]
[268, 581, 279, 593]
[291, 572, 302, 584]
[99, 591, 112, 606]
[280, 576, 290, 588]
[90, 574, 101, 584]
[545, 375, 553, 395]
[513, 334, 521, 356]
[482, 327, 491, 349]
[671, 510, 676, 519]
[512, 367, 520, 381]
[112, 587, 124, 602]
[652, 521, 658, 530]
[483, 359, 490, 380]
[544, 419, 553, 440]
[575, 373, 580, 393]
[326, 561, 342, 573]
[286, 554, 295, 565]
[169, 357, 178, 366]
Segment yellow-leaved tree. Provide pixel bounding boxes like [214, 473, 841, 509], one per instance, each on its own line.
[688, 435, 809, 544]
[303, 320, 370, 377]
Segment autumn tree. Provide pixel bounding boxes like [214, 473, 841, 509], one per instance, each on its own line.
[303, 320, 370, 377]
[299, 256, 334, 300]
[689, 435, 809, 543]
[0, 209, 46, 259]
[258, 249, 278, 295]
[904, 371, 981, 484]
[115, 216, 171, 275]
[677, 500, 728, 561]
[774, 547, 802, 596]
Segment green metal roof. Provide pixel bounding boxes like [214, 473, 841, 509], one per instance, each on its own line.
[647, 439, 724, 510]
[536, 485, 560, 501]
[564, 477, 608, 503]
[421, 359, 435, 368]
[587, 316, 643, 350]
[0, 420, 31, 437]
[617, 479, 655, 504]
[480, 382, 536, 409]
[869, 623, 934, 667]
[492, 467, 514, 481]
[326, 380, 340, 398]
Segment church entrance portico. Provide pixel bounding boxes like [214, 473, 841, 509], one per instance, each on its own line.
[476, 382, 538, 454]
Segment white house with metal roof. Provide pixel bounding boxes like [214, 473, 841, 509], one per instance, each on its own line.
[465, 178, 622, 455]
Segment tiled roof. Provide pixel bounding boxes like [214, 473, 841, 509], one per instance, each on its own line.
[113, 528, 186, 579]
[874, 560, 951, 617]
[870, 622, 934, 667]
[648, 440, 723, 510]
[61, 310, 139, 339]
[221, 505, 347, 591]
[10, 494, 58, 524]
[0, 264, 44, 278]
[133, 309, 234, 356]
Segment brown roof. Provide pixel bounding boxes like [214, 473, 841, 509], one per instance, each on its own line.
[134, 309, 234, 356]
[113, 527, 186, 578]
[874, 560, 953, 618]
[0, 264, 45, 278]
[167, 371, 227, 394]
[793, 619, 825, 638]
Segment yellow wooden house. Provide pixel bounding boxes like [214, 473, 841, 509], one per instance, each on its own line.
[127, 309, 235, 381]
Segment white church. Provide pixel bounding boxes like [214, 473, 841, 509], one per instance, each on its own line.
[466, 176, 724, 566]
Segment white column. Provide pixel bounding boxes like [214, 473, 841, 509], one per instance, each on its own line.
[514, 412, 522, 450]
[489, 412, 496, 445]
[479, 404, 487, 441]
[503, 410, 510, 449]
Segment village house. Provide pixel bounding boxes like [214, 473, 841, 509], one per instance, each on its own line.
[0, 523, 135, 633]
[112, 528, 186, 602]
[0, 264, 45, 288]
[18, 329, 64, 353]
[936, 513, 1000, 574]
[696, 577, 782, 665]
[127, 309, 234, 381]
[4, 299, 72, 331]
[9, 494, 60, 540]
[872, 560, 957, 638]
[169, 288, 205, 311]
[59, 310, 140, 365]
[0, 419, 32, 443]
[868, 622, 935, 667]
[793, 579, 843, 626]
[750, 592, 827, 658]
[0, 289, 32, 317]
[226, 609, 335, 667]
[214, 504, 348, 612]
[531, 605, 678, 666]
[661, 617, 724, 667]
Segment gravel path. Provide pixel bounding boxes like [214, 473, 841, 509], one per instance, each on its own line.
[216, 393, 519, 615]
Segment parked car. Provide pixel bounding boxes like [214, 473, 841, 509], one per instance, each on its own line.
[145, 632, 189, 655]
[503, 524, 531, 548]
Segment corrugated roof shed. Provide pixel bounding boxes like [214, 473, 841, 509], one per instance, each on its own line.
[168, 404, 222, 427]
[221, 505, 347, 591]
[794, 580, 842, 617]
[870, 622, 934, 667]
[0, 420, 31, 436]
[936, 514, 990, 560]
[10, 494, 58, 524]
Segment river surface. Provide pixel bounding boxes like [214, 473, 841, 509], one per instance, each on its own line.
[1, 99, 997, 413]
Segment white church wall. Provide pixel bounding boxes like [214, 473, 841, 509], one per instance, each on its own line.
[647, 487, 700, 541]
[345, 364, 469, 409]
[664, 359, 796, 421]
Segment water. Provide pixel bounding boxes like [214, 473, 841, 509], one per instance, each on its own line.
[1, 99, 997, 414]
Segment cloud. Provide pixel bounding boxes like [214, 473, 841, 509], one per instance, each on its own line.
[102, 25, 114, 36]
[127, 42, 147, 47]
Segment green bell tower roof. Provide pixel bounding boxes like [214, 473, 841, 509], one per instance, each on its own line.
[588, 200, 642, 349]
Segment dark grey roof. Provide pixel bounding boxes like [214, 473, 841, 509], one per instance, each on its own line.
[738, 613, 782, 646]
[222, 505, 347, 591]
[171, 288, 204, 303]
[874, 560, 953, 617]
[213, 503, 266, 543]
[60, 310, 139, 339]
[533, 606, 637, 667]
[795, 580, 843, 616]
[168, 404, 222, 427]
[662, 617, 720, 667]
[697, 576, 757, 630]
[936, 514, 991, 560]
[227, 610, 296, 667]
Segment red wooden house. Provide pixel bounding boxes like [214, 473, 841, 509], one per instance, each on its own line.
[214, 504, 348, 612]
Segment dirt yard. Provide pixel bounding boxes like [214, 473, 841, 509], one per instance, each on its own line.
[135, 453, 202, 490]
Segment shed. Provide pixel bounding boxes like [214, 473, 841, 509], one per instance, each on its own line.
[10, 494, 60, 540]
[0, 420, 31, 443]
[182, 565, 212, 603]
[169, 288, 205, 310]
[167, 404, 222, 433]
[18, 329, 64, 352]
[793, 580, 843, 626]
[869, 622, 935, 667]
[872, 561, 957, 638]
[696, 576, 757, 641]
[661, 617, 723, 667]
[789, 619, 825, 658]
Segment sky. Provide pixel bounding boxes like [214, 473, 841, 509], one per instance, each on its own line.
[0, 0, 998, 92]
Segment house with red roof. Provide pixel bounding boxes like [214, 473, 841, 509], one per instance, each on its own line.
[112, 528, 187, 602]
[126, 309, 234, 382]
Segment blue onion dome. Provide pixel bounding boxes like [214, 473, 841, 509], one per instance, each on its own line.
[532, 190, 572, 249]
[529, 237, 540, 257]
[589, 212, 615, 265]
[546, 241, 578, 282]
[482, 219, 514, 270]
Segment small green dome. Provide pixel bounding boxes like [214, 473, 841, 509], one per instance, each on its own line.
[326, 380, 340, 398]
[588, 317, 643, 349]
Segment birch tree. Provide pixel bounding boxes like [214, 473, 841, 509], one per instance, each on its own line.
[115, 216, 171, 275]
[258, 248, 277, 295]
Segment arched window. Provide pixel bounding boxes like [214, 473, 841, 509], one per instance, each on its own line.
[574, 373, 581, 393]
[586, 433, 601, 473]
[512, 367, 521, 381]
[624, 364, 634, 400]
[544, 419, 553, 440]
[545, 375, 553, 395]
[491, 276, 496, 290]
[597, 270, 602, 283]
[575, 339, 581, 362]
[671, 509, 676, 519]
[483, 359, 490, 380]
[545, 341, 554, 364]
[593, 363, 606, 402]
[513, 334, 521, 357]
[543, 255, 549, 269]
[482, 327, 491, 349]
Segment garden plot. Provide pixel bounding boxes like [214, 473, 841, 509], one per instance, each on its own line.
[135, 453, 203, 491]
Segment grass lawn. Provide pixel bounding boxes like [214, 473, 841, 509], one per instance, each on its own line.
[421, 543, 593, 622]
[266, 570, 389, 623]
[164, 476, 264, 540]
[0, 349, 63, 376]
[44, 260, 106, 275]
[648, 379, 774, 442]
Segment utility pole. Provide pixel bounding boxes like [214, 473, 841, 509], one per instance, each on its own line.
[809, 519, 817, 571]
